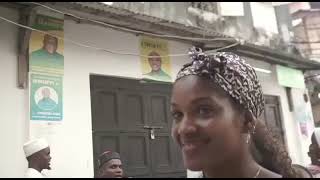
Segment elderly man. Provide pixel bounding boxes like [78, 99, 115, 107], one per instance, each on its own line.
[23, 138, 51, 178]
[96, 151, 124, 178]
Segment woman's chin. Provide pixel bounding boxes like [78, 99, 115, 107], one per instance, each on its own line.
[184, 160, 203, 171]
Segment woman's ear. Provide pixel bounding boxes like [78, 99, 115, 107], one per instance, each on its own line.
[241, 111, 255, 133]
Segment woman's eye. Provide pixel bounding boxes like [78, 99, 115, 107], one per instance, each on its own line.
[197, 106, 213, 118]
[171, 111, 183, 122]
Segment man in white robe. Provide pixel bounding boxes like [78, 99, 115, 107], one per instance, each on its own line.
[23, 138, 51, 178]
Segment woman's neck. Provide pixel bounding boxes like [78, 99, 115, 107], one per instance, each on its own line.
[203, 146, 261, 178]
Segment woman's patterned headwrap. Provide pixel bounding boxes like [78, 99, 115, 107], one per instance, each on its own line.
[176, 47, 265, 118]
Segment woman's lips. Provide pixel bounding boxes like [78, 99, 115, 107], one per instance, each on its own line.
[181, 139, 208, 153]
[182, 143, 197, 152]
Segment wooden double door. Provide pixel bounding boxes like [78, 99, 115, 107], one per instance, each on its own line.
[90, 75, 185, 178]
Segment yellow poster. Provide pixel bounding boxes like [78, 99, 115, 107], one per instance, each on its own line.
[29, 14, 64, 75]
[140, 36, 172, 82]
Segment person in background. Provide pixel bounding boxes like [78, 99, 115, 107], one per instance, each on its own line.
[23, 138, 51, 178]
[307, 128, 320, 177]
[170, 47, 302, 178]
[96, 151, 124, 178]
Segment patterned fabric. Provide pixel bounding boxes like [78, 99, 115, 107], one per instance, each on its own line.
[176, 47, 265, 118]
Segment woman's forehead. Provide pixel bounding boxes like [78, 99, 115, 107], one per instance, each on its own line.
[173, 75, 227, 97]
[172, 76, 230, 105]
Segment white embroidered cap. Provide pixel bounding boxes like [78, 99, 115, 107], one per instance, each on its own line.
[23, 138, 49, 157]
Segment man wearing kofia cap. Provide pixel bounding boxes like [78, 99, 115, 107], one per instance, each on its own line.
[96, 151, 124, 178]
[23, 138, 51, 178]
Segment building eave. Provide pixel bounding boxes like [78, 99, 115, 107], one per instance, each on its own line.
[10, 2, 320, 71]
[233, 43, 320, 70]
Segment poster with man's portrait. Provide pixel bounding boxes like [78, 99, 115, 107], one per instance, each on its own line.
[29, 14, 64, 75]
[29, 13, 64, 122]
[140, 36, 172, 82]
[30, 74, 63, 121]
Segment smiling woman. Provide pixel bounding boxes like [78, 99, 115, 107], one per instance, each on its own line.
[170, 47, 301, 178]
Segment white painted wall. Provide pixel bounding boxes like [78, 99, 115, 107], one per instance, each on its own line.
[0, 5, 313, 178]
[0, 6, 29, 177]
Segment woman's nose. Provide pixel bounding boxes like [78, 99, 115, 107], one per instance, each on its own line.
[178, 117, 197, 135]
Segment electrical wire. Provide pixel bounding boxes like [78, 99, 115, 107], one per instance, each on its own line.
[28, 2, 236, 42]
[0, 16, 191, 58]
[0, 15, 240, 58]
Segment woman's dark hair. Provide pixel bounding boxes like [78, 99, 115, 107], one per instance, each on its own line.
[217, 83, 302, 178]
[207, 80, 301, 178]
[250, 120, 302, 178]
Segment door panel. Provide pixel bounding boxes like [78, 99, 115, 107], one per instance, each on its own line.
[150, 134, 174, 173]
[126, 95, 144, 125]
[147, 93, 171, 132]
[119, 90, 147, 130]
[150, 95, 168, 125]
[123, 132, 151, 177]
[93, 132, 121, 155]
[92, 90, 119, 130]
